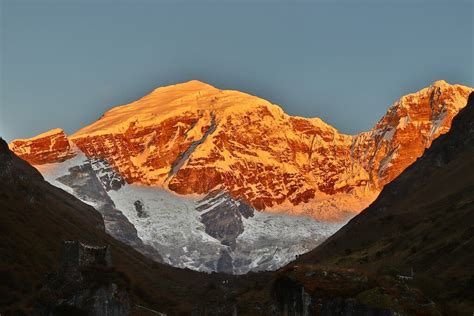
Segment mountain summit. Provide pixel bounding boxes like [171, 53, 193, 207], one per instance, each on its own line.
[10, 80, 473, 220]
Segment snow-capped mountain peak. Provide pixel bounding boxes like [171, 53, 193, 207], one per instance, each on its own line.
[10, 80, 473, 221]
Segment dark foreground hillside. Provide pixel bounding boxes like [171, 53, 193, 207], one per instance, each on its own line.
[297, 92, 474, 315]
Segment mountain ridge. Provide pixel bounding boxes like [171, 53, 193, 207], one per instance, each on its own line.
[9, 80, 473, 220]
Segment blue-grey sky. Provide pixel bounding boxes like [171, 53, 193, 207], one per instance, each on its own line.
[1, 0, 473, 142]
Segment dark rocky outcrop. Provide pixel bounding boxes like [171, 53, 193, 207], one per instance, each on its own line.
[36, 241, 130, 316]
[57, 164, 112, 203]
[273, 277, 313, 316]
[195, 191, 257, 273]
[133, 200, 147, 218]
[197, 191, 254, 249]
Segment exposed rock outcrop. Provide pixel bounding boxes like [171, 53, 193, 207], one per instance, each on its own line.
[9, 128, 76, 165]
[196, 190, 254, 249]
[36, 241, 130, 316]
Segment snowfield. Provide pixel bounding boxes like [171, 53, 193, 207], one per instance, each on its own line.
[108, 184, 342, 274]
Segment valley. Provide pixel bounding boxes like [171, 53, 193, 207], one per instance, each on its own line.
[2, 83, 473, 315]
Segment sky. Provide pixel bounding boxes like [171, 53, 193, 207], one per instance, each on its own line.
[1, 0, 473, 142]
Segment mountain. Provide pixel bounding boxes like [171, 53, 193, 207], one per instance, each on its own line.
[296, 92, 474, 314]
[10, 80, 473, 221]
[7, 80, 472, 274]
[4, 87, 473, 315]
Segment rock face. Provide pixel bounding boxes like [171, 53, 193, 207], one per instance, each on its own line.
[9, 128, 76, 165]
[9, 80, 473, 221]
[352, 80, 472, 189]
[196, 190, 254, 249]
